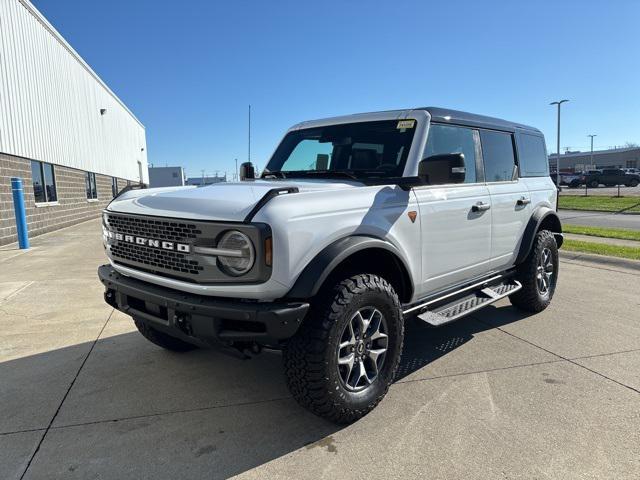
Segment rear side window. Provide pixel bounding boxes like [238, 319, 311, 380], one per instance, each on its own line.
[424, 124, 478, 183]
[518, 133, 549, 177]
[480, 130, 516, 182]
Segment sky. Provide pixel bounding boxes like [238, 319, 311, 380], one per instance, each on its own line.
[32, 0, 640, 179]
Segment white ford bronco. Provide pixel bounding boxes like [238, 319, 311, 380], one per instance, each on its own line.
[99, 107, 562, 423]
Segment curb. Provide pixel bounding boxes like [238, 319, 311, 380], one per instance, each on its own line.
[559, 250, 640, 271]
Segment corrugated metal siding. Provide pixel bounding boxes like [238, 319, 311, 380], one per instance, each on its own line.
[0, 0, 147, 183]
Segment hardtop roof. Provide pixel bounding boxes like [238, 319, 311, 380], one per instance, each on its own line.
[421, 107, 541, 134]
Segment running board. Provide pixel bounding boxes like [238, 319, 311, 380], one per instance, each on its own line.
[416, 280, 521, 327]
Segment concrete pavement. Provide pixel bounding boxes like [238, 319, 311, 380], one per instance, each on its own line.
[559, 209, 640, 230]
[1, 219, 639, 479]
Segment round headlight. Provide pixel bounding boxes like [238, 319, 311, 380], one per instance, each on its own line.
[217, 230, 255, 276]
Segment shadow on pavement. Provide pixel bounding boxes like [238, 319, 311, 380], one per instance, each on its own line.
[2, 304, 533, 479]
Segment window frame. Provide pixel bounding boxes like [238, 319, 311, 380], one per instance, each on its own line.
[478, 128, 519, 183]
[30, 160, 58, 204]
[416, 122, 485, 187]
[86, 172, 98, 200]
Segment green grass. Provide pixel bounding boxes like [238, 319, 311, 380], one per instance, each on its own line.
[563, 239, 640, 261]
[559, 195, 640, 213]
[563, 224, 640, 241]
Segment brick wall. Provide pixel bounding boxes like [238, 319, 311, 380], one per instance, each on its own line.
[0, 152, 130, 246]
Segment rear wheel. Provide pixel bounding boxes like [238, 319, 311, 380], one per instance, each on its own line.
[283, 274, 404, 424]
[133, 317, 197, 352]
[629, 179, 639, 187]
[510, 230, 559, 313]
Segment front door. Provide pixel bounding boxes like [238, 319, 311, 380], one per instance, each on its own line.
[413, 123, 493, 297]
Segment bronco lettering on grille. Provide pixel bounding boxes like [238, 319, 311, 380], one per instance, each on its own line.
[105, 230, 190, 253]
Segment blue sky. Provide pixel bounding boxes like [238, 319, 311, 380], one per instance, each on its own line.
[33, 0, 639, 179]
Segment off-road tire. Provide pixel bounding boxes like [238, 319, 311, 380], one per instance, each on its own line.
[134, 317, 197, 352]
[509, 230, 559, 313]
[283, 274, 404, 424]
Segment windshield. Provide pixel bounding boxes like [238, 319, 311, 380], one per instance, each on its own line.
[263, 120, 416, 180]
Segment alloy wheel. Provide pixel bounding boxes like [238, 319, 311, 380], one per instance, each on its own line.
[536, 247, 554, 296]
[337, 307, 389, 392]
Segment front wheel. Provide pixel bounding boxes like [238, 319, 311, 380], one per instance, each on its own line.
[589, 180, 599, 188]
[510, 230, 559, 313]
[628, 179, 639, 187]
[283, 274, 404, 424]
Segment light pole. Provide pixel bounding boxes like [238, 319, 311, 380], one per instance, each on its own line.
[550, 99, 569, 186]
[587, 134, 597, 170]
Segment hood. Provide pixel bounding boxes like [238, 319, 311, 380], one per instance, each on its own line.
[107, 179, 362, 221]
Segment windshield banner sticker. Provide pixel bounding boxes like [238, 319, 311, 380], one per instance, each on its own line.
[397, 120, 415, 129]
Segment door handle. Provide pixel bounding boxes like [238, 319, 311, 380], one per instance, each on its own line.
[472, 201, 491, 212]
[516, 196, 531, 206]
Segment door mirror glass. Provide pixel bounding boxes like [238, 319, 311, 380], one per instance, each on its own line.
[419, 153, 466, 184]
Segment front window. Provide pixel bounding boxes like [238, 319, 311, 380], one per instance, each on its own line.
[263, 120, 416, 180]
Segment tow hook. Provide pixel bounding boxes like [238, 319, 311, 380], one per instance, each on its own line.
[174, 313, 193, 336]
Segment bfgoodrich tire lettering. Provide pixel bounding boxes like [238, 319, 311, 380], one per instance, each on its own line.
[509, 230, 559, 313]
[283, 274, 404, 424]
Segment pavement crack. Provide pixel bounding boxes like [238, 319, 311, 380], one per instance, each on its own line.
[472, 315, 640, 396]
[18, 309, 114, 480]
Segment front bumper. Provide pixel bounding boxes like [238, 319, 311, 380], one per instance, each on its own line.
[98, 265, 309, 346]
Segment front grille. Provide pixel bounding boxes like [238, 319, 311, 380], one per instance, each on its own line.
[106, 215, 202, 243]
[103, 212, 271, 285]
[110, 242, 203, 275]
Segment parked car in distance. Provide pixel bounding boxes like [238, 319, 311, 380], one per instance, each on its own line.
[582, 169, 640, 188]
[623, 167, 640, 175]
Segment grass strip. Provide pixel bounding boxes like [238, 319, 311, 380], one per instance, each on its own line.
[563, 224, 640, 242]
[562, 239, 640, 261]
[559, 196, 640, 213]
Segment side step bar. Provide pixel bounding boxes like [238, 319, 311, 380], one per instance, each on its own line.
[416, 280, 521, 327]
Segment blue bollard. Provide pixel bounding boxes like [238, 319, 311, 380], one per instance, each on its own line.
[11, 177, 30, 249]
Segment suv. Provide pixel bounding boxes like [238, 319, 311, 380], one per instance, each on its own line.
[583, 168, 640, 188]
[99, 108, 563, 423]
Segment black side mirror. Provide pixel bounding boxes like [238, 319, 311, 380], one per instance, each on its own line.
[239, 162, 255, 181]
[418, 153, 466, 184]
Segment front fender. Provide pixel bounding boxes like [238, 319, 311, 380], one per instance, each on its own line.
[286, 236, 413, 300]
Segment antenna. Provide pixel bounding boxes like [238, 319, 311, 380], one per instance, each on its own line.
[248, 104, 251, 163]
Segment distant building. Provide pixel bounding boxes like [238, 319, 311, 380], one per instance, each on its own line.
[549, 147, 640, 172]
[186, 175, 227, 186]
[148, 166, 185, 187]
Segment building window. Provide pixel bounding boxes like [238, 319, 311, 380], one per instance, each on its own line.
[86, 172, 98, 199]
[30, 160, 57, 203]
[626, 160, 638, 168]
[112, 177, 118, 197]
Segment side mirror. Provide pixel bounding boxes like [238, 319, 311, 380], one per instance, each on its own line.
[418, 153, 466, 184]
[239, 162, 255, 181]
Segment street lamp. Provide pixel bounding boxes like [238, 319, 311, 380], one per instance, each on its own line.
[587, 134, 597, 170]
[550, 99, 569, 186]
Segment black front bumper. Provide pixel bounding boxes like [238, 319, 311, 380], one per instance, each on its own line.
[98, 265, 309, 346]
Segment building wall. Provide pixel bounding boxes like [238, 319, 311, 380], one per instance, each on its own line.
[0, 0, 147, 183]
[0, 152, 127, 246]
[549, 148, 640, 171]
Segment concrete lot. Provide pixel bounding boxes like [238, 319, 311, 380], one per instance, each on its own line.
[1, 219, 639, 480]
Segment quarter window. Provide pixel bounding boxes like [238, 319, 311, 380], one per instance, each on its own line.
[86, 172, 98, 199]
[423, 124, 478, 184]
[518, 133, 549, 177]
[480, 130, 516, 182]
[30, 160, 57, 203]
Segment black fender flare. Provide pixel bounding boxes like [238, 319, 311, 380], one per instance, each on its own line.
[515, 207, 563, 264]
[286, 236, 413, 300]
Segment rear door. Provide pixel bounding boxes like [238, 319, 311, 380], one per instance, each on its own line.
[481, 129, 532, 270]
[413, 123, 492, 295]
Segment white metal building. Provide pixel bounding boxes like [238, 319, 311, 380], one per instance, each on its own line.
[0, 0, 147, 245]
